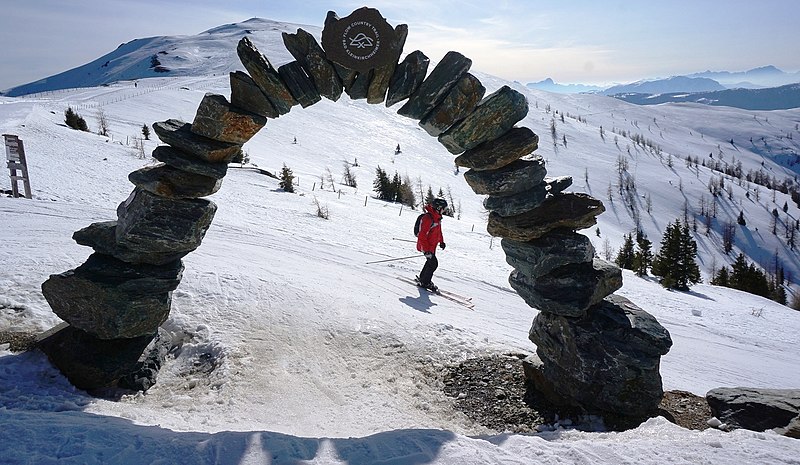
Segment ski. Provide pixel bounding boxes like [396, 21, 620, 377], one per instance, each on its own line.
[396, 277, 475, 310]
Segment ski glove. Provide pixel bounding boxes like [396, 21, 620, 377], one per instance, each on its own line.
[439, 242, 446, 250]
[424, 252, 433, 259]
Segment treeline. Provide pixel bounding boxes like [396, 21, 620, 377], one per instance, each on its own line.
[711, 253, 787, 305]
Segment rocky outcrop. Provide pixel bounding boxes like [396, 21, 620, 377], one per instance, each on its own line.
[706, 387, 800, 434]
[282, 28, 343, 102]
[525, 295, 672, 417]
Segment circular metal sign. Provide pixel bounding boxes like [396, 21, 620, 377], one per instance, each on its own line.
[322, 7, 397, 72]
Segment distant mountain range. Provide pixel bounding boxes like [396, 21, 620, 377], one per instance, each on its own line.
[611, 83, 800, 110]
[526, 66, 800, 110]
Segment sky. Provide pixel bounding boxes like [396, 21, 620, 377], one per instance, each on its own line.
[2, 0, 800, 90]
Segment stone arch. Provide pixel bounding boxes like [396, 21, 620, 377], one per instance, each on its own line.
[38, 8, 672, 419]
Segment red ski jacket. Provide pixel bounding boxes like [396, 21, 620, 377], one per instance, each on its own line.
[416, 204, 444, 254]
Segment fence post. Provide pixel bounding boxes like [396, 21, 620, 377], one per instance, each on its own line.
[399, 205, 403, 216]
[364, 196, 368, 206]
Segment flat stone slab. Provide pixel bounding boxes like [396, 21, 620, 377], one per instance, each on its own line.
[398, 51, 472, 120]
[237, 36, 296, 115]
[116, 188, 217, 255]
[487, 192, 605, 241]
[129, 164, 222, 199]
[278, 60, 322, 108]
[502, 231, 595, 279]
[439, 86, 529, 154]
[151, 145, 228, 180]
[282, 28, 342, 101]
[483, 176, 572, 217]
[509, 259, 622, 317]
[191, 93, 266, 144]
[420, 73, 485, 137]
[74, 221, 191, 265]
[464, 157, 547, 197]
[153, 119, 241, 164]
[386, 50, 429, 107]
[455, 126, 539, 171]
[230, 71, 279, 119]
[706, 387, 800, 432]
[41, 253, 182, 339]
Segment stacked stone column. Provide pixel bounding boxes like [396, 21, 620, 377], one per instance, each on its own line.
[39, 8, 672, 412]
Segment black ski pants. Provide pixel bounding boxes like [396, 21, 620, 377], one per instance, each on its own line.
[419, 253, 438, 286]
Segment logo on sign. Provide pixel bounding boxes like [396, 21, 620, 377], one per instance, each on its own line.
[322, 7, 397, 72]
[342, 21, 380, 61]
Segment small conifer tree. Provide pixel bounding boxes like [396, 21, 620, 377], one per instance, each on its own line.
[279, 164, 295, 193]
[142, 124, 151, 140]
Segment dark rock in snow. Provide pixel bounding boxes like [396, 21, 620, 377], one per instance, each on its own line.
[509, 259, 622, 317]
[41, 253, 182, 339]
[502, 231, 595, 279]
[73, 221, 191, 265]
[38, 324, 159, 390]
[706, 387, 800, 433]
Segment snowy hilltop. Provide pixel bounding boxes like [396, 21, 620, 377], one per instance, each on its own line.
[1, 16, 799, 464]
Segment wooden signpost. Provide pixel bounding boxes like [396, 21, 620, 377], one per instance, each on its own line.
[4, 134, 32, 198]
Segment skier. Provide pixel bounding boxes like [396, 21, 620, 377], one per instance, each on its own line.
[416, 198, 447, 291]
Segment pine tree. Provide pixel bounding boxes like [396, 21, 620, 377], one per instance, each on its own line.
[424, 186, 435, 206]
[651, 219, 701, 290]
[633, 230, 653, 276]
[142, 124, 151, 140]
[615, 233, 635, 270]
[373, 166, 391, 200]
[711, 266, 730, 287]
[279, 164, 294, 193]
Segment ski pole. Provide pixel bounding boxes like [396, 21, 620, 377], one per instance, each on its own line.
[391, 237, 416, 243]
[365, 254, 423, 264]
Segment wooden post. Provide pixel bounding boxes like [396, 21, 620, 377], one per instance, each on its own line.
[364, 196, 368, 206]
[399, 205, 403, 216]
[4, 134, 32, 199]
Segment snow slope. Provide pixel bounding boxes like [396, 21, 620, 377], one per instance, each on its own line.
[1, 18, 800, 464]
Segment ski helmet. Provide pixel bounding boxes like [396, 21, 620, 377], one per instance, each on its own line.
[432, 198, 448, 212]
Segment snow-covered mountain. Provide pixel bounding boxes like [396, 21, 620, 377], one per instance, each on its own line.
[600, 76, 726, 96]
[1, 17, 800, 464]
[525, 78, 603, 94]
